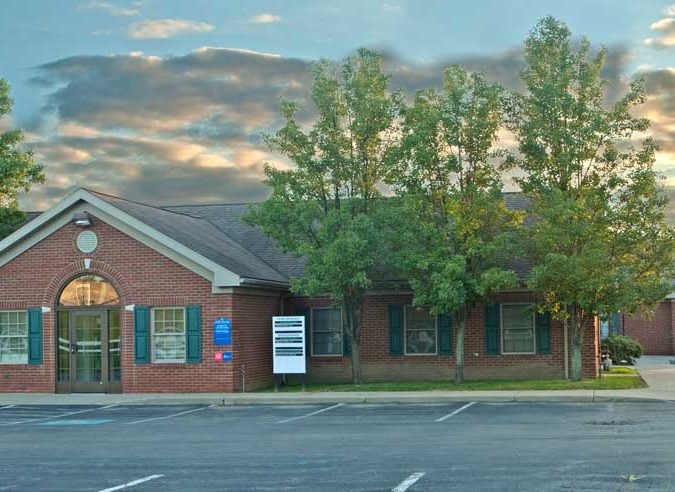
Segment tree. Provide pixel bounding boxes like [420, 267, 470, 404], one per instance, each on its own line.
[0, 78, 44, 239]
[387, 66, 520, 383]
[506, 17, 675, 380]
[245, 49, 400, 384]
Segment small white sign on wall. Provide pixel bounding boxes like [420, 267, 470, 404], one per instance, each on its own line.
[272, 316, 306, 374]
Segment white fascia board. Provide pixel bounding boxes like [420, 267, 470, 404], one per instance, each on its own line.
[0, 188, 85, 254]
[0, 189, 241, 288]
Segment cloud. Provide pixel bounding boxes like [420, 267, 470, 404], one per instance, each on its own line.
[246, 13, 282, 24]
[78, 1, 139, 16]
[665, 4, 675, 15]
[127, 19, 214, 39]
[382, 3, 402, 13]
[19, 45, 675, 212]
[644, 15, 675, 48]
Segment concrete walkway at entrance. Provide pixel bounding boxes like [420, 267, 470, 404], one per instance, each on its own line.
[635, 355, 675, 399]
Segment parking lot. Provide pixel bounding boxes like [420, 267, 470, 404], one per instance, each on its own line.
[2, 401, 675, 491]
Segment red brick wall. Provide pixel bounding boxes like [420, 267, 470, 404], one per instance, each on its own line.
[0, 210, 601, 393]
[624, 300, 674, 355]
[0, 217, 236, 393]
[232, 292, 282, 392]
[289, 292, 599, 383]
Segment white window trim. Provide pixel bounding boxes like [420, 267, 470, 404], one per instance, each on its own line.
[0, 310, 28, 365]
[151, 307, 187, 363]
[403, 305, 438, 356]
[310, 307, 344, 357]
[500, 303, 536, 355]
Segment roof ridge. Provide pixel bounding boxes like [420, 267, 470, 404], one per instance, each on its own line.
[162, 202, 256, 208]
[84, 188, 207, 220]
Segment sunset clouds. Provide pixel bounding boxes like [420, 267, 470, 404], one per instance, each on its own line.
[127, 19, 214, 39]
[18, 42, 673, 211]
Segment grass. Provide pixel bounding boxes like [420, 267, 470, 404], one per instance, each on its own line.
[268, 376, 646, 393]
[606, 366, 637, 375]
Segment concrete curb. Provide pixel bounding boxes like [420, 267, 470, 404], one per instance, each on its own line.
[1, 390, 672, 407]
[218, 390, 674, 406]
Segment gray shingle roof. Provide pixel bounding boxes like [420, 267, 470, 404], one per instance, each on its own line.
[88, 190, 290, 285]
[23, 190, 536, 286]
[163, 203, 306, 280]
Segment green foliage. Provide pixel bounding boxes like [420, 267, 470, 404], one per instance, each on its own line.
[387, 66, 520, 315]
[0, 205, 27, 239]
[244, 49, 400, 383]
[506, 17, 675, 379]
[0, 78, 44, 239]
[603, 335, 643, 365]
[386, 65, 520, 382]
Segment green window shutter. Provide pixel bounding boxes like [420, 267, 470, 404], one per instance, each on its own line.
[389, 304, 404, 356]
[27, 308, 43, 365]
[536, 311, 552, 355]
[342, 308, 351, 357]
[134, 305, 150, 364]
[485, 303, 500, 355]
[294, 307, 310, 356]
[438, 314, 452, 355]
[610, 312, 621, 335]
[343, 330, 352, 357]
[186, 304, 202, 364]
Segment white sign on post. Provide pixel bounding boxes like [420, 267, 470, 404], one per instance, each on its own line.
[272, 316, 306, 374]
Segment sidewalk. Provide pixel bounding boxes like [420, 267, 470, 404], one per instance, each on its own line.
[1, 356, 673, 406]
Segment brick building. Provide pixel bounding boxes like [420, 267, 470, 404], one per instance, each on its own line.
[0, 188, 599, 393]
[623, 298, 675, 355]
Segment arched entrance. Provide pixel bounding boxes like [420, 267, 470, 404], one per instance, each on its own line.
[56, 274, 122, 393]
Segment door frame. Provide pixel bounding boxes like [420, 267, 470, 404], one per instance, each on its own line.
[55, 307, 122, 394]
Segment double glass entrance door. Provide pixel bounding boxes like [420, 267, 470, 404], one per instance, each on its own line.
[57, 310, 121, 393]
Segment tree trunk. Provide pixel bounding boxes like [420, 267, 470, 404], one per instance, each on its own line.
[570, 304, 582, 382]
[345, 302, 364, 385]
[453, 307, 468, 384]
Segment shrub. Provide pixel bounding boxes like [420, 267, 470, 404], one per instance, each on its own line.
[603, 335, 643, 365]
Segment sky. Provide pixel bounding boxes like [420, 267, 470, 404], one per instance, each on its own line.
[1, 0, 674, 210]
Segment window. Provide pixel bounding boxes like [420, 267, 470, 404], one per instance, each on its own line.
[152, 308, 186, 362]
[0, 311, 28, 364]
[312, 308, 342, 356]
[404, 306, 437, 355]
[502, 304, 535, 354]
[59, 275, 120, 307]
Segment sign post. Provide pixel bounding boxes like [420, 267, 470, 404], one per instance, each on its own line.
[272, 316, 306, 390]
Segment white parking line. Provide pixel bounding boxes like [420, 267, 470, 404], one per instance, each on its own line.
[97, 474, 164, 492]
[0, 404, 117, 427]
[392, 472, 426, 492]
[435, 401, 476, 422]
[126, 406, 208, 425]
[277, 403, 345, 424]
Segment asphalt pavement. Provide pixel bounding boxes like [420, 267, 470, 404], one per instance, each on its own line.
[2, 401, 675, 491]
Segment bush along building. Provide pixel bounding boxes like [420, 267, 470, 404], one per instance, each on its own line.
[0, 188, 599, 393]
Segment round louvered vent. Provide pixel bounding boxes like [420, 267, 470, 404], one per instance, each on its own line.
[77, 231, 98, 253]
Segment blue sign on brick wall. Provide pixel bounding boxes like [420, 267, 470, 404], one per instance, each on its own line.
[222, 351, 232, 362]
[214, 318, 231, 345]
